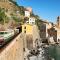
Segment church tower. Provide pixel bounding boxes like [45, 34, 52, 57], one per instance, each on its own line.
[57, 16, 60, 27]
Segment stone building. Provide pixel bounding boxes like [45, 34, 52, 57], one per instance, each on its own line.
[40, 21, 52, 40]
[39, 17, 60, 43]
[40, 21, 60, 43]
[48, 27, 57, 42]
[48, 26, 60, 43]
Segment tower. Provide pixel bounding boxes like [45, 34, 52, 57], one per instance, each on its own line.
[57, 16, 60, 27]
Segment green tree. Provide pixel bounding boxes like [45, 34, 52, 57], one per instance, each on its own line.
[19, 6, 25, 16]
[0, 8, 6, 24]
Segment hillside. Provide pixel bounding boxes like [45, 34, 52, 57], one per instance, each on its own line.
[0, 0, 25, 29]
[0, 0, 41, 30]
[0, 0, 19, 11]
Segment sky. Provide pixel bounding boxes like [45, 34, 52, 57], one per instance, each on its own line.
[16, 0, 60, 23]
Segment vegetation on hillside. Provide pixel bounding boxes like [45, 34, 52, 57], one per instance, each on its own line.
[9, 0, 25, 16]
[9, 0, 19, 6]
[0, 0, 42, 29]
[18, 6, 25, 16]
[9, 0, 41, 24]
[0, 8, 7, 24]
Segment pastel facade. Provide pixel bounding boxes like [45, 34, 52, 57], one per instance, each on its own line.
[22, 24, 33, 34]
[25, 11, 30, 17]
[22, 24, 40, 49]
[29, 17, 35, 25]
[26, 17, 35, 25]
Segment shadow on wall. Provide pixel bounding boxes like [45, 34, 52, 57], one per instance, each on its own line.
[26, 34, 33, 50]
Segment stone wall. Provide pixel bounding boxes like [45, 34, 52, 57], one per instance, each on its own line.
[0, 34, 24, 60]
[32, 25, 40, 48]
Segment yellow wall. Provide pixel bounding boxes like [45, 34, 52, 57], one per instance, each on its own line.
[22, 24, 33, 34]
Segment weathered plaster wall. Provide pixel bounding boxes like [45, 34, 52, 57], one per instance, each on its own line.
[0, 34, 24, 60]
[32, 25, 40, 48]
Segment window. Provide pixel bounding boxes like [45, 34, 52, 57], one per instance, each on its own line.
[23, 48, 25, 51]
[32, 22, 34, 24]
[24, 30, 26, 33]
[24, 26, 26, 29]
